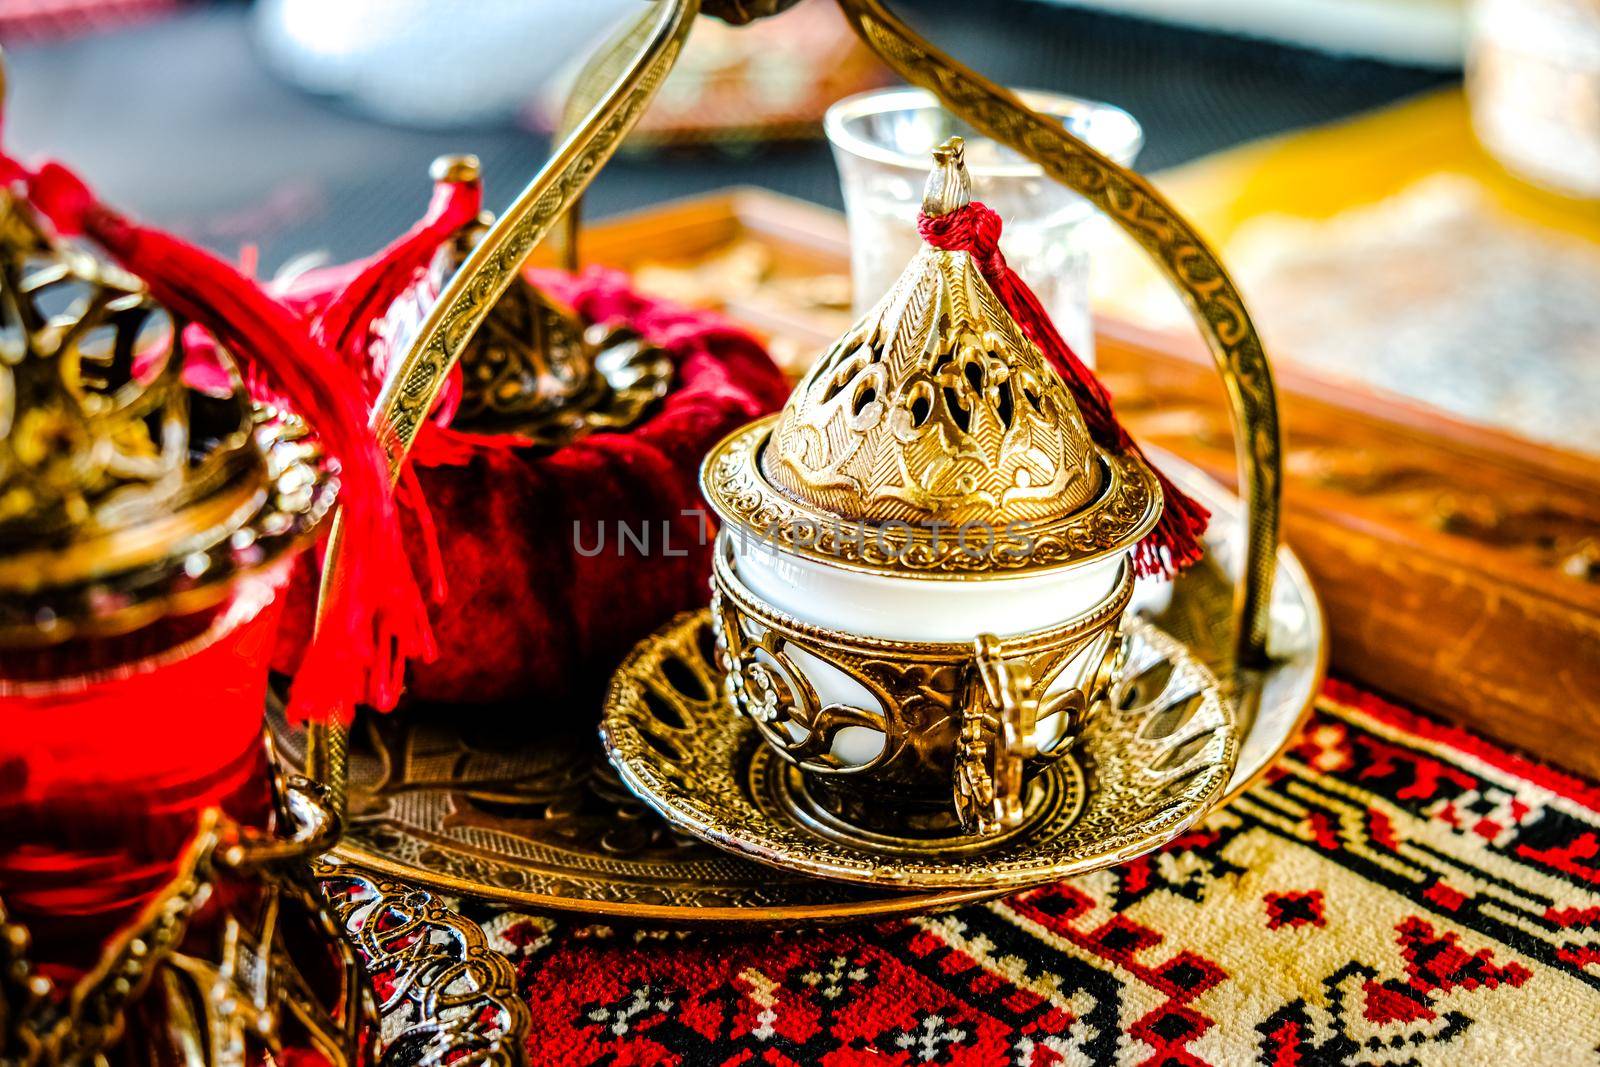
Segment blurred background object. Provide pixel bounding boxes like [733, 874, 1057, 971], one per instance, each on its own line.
[1035, 0, 1467, 66]
[252, 0, 634, 128]
[5, 0, 1595, 454]
[0, 0, 1453, 268]
[1092, 78, 1600, 456]
[531, 2, 892, 145]
[0, 0, 177, 40]
[253, 0, 889, 139]
[1466, 0, 1600, 198]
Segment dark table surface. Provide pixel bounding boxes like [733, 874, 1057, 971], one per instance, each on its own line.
[4, 1, 1453, 271]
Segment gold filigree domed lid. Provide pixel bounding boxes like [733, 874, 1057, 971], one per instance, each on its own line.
[0, 194, 334, 646]
[701, 140, 1161, 578]
[764, 140, 1101, 528]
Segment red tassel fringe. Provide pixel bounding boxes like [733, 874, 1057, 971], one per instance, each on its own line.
[304, 171, 484, 608]
[917, 202, 1208, 577]
[314, 176, 481, 387]
[5, 157, 429, 722]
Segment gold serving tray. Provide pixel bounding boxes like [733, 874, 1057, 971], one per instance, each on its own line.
[269, 452, 1323, 922]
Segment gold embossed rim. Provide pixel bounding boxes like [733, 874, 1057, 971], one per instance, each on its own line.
[603, 614, 1237, 890]
[322, 845, 1006, 924]
[700, 416, 1162, 580]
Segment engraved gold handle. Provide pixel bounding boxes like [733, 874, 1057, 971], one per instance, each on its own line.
[835, 0, 1283, 671]
[550, 6, 672, 271]
[955, 634, 1039, 835]
[307, 0, 699, 811]
[372, 0, 696, 474]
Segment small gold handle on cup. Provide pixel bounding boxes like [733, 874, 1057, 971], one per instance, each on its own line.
[954, 634, 1040, 836]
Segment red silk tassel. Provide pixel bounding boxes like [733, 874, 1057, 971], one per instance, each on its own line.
[261, 178, 517, 611]
[5, 158, 430, 721]
[302, 169, 483, 607]
[917, 202, 1208, 577]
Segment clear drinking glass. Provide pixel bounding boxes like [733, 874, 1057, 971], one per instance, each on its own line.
[826, 87, 1143, 365]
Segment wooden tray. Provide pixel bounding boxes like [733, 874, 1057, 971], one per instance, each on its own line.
[533, 188, 1600, 779]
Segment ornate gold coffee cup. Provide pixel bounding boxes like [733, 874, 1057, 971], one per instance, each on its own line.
[710, 540, 1133, 838]
[700, 141, 1163, 841]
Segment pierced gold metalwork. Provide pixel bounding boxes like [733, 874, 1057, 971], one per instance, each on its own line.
[604, 611, 1236, 889]
[704, 142, 1163, 579]
[764, 169, 1103, 527]
[831, 0, 1283, 667]
[361, 157, 672, 454]
[750, 138, 1153, 574]
[0, 195, 334, 647]
[0, 773, 375, 1067]
[452, 280, 671, 449]
[317, 864, 527, 1067]
[710, 535, 1131, 836]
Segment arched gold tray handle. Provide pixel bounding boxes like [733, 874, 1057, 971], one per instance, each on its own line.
[834, 0, 1282, 671]
[549, 4, 672, 271]
[306, 0, 700, 806]
[372, 0, 698, 473]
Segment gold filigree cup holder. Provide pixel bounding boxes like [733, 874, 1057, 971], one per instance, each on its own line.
[708, 528, 1134, 839]
[602, 612, 1237, 889]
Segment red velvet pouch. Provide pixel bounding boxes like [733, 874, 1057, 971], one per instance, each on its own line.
[274, 267, 790, 716]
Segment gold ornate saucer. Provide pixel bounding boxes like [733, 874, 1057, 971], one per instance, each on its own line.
[602, 615, 1236, 889]
[267, 453, 1323, 921]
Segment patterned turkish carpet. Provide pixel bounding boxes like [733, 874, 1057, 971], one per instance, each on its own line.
[471, 681, 1600, 1065]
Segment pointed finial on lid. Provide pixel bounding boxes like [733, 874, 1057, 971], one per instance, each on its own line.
[922, 136, 971, 217]
[758, 136, 1109, 534]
